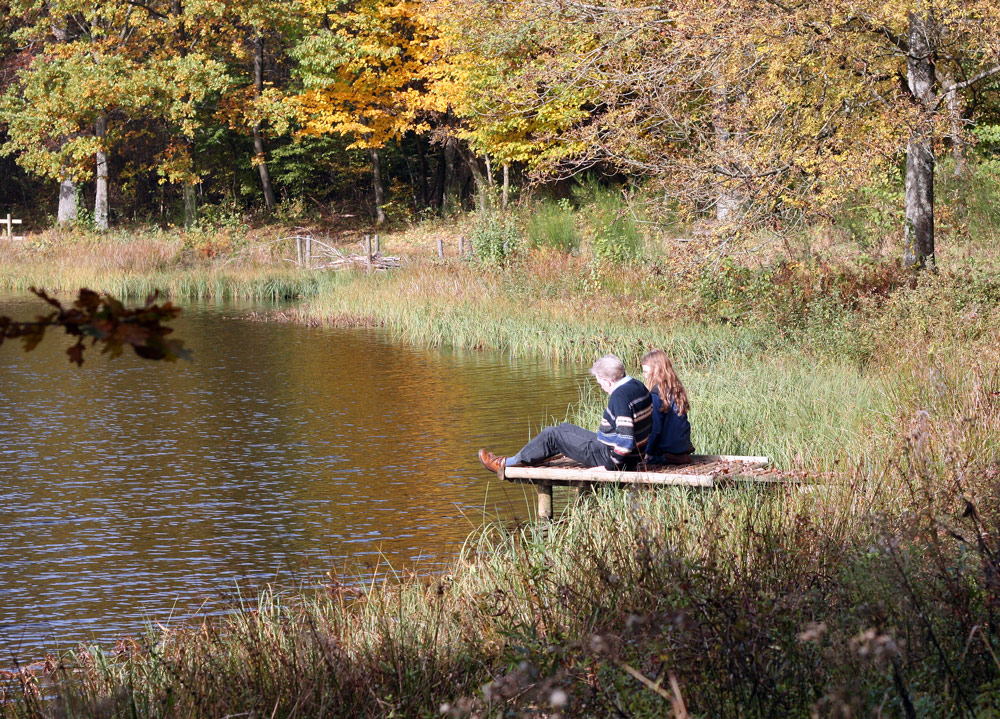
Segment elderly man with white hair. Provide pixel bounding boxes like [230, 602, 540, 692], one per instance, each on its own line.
[479, 354, 653, 473]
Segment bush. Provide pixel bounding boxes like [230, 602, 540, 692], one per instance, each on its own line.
[470, 211, 521, 265]
[589, 190, 643, 264]
[832, 176, 902, 252]
[526, 199, 579, 253]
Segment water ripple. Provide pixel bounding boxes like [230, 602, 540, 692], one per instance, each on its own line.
[0, 295, 583, 664]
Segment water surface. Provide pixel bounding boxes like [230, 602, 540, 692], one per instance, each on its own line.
[0, 294, 583, 663]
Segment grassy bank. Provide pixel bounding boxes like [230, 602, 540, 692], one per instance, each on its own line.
[0, 228, 340, 301]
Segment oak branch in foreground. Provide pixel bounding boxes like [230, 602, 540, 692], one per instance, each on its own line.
[0, 288, 190, 366]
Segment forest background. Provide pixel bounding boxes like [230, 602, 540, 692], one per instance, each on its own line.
[1, 0, 998, 272]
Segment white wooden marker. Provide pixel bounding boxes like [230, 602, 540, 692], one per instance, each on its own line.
[2, 213, 23, 240]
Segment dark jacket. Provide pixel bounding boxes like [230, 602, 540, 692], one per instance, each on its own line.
[646, 390, 693, 459]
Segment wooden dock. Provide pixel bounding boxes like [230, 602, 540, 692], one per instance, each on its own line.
[491, 454, 790, 519]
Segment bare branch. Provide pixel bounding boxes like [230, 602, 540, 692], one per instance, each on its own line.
[942, 64, 1000, 93]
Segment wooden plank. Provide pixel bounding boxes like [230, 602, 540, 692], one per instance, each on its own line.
[530, 454, 768, 469]
[503, 466, 717, 487]
[689, 454, 769, 466]
[716, 473, 802, 485]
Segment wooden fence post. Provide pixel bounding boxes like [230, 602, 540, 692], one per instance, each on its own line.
[374, 234, 380, 254]
[305, 235, 312, 267]
[537, 483, 553, 520]
[296, 237, 302, 266]
[458, 235, 465, 256]
[436, 237, 444, 259]
[366, 235, 373, 273]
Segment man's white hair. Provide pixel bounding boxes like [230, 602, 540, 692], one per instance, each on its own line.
[590, 354, 626, 383]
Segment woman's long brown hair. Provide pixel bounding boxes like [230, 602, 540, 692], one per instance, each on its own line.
[641, 349, 689, 416]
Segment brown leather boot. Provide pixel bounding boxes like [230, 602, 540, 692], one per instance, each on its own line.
[478, 449, 506, 473]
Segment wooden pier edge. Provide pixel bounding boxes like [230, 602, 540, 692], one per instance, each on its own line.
[503, 466, 718, 487]
[490, 454, 787, 519]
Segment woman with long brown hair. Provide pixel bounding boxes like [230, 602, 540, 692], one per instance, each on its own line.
[640, 348, 694, 464]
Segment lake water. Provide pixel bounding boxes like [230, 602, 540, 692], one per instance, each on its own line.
[0, 293, 583, 664]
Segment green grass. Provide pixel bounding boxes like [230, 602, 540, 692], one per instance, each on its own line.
[0, 266, 338, 302]
[526, 199, 580, 253]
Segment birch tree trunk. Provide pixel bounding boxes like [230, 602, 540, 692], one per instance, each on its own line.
[94, 114, 109, 231]
[253, 35, 276, 210]
[57, 179, 77, 225]
[903, 12, 935, 271]
[502, 164, 510, 209]
[941, 73, 964, 178]
[183, 183, 197, 228]
[369, 147, 386, 225]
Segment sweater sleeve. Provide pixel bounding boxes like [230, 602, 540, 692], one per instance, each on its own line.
[597, 394, 637, 464]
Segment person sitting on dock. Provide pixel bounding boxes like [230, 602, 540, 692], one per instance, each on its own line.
[640, 348, 694, 465]
[478, 354, 653, 473]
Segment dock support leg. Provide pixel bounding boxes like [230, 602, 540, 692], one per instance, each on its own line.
[537, 483, 553, 520]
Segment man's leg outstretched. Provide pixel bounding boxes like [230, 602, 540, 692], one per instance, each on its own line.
[479, 423, 610, 472]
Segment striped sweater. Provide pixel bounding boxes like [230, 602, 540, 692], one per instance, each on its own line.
[596, 376, 653, 469]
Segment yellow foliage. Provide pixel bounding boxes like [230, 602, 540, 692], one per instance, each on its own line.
[292, 0, 459, 148]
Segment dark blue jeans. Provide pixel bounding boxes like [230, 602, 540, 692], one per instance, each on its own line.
[515, 422, 614, 468]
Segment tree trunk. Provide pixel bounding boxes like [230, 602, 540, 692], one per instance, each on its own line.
[443, 136, 458, 213]
[369, 146, 386, 225]
[712, 73, 740, 222]
[400, 139, 419, 211]
[416, 136, 430, 208]
[183, 183, 197, 228]
[903, 12, 936, 271]
[502, 164, 510, 209]
[94, 114, 109, 231]
[431, 143, 446, 210]
[253, 35, 276, 210]
[57, 178, 77, 225]
[458, 142, 488, 213]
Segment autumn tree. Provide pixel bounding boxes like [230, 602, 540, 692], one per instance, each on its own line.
[207, 0, 312, 213]
[290, 0, 458, 223]
[0, 0, 229, 230]
[0, 10, 140, 230]
[441, 0, 1000, 269]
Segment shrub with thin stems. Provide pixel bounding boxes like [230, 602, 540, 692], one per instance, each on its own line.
[526, 199, 579, 254]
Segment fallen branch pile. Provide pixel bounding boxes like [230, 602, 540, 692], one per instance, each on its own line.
[280, 235, 404, 271]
